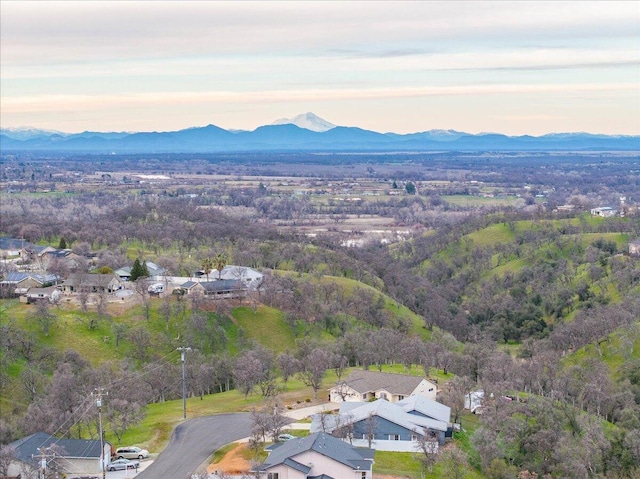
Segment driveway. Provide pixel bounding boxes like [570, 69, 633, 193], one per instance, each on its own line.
[136, 413, 252, 479]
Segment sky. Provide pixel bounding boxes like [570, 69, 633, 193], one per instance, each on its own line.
[1, 1, 639, 135]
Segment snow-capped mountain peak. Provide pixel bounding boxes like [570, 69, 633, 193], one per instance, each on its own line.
[0, 126, 69, 140]
[271, 112, 336, 132]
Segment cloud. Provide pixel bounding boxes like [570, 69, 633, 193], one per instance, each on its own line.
[3, 82, 636, 114]
[2, 1, 637, 66]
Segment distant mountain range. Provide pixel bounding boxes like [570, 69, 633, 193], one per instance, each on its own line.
[1, 113, 638, 153]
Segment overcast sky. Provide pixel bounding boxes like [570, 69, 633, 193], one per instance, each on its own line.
[1, 1, 638, 135]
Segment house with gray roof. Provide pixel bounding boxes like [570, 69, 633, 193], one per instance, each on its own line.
[115, 261, 167, 281]
[195, 265, 264, 289]
[0, 237, 25, 257]
[200, 279, 246, 299]
[311, 397, 450, 452]
[329, 370, 438, 403]
[60, 273, 123, 294]
[255, 432, 374, 479]
[0, 272, 60, 297]
[7, 431, 112, 476]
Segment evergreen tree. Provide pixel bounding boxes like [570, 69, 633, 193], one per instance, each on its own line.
[130, 258, 147, 282]
[405, 181, 416, 195]
[58, 237, 67, 249]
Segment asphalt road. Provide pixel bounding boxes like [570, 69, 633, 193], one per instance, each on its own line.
[136, 413, 252, 479]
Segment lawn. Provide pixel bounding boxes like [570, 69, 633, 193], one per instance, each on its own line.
[232, 305, 296, 353]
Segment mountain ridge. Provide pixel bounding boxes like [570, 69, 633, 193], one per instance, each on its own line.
[1, 113, 638, 153]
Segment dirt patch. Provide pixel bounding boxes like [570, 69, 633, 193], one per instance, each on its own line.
[207, 443, 251, 475]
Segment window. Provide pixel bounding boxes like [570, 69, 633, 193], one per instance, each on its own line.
[267, 474, 279, 479]
[411, 435, 418, 441]
[360, 472, 367, 479]
[428, 388, 434, 392]
[398, 395, 405, 400]
[388, 434, 400, 441]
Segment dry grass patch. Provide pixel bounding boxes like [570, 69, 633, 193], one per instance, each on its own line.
[207, 443, 252, 475]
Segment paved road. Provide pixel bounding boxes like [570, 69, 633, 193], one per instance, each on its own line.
[136, 413, 252, 479]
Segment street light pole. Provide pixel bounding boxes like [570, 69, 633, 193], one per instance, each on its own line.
[177, 347, 191, 419]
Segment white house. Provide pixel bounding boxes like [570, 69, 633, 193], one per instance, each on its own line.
[590, 206, 616, 217]
[329, 370, 438, 403]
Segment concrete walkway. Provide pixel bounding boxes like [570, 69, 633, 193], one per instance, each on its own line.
[282, 402, 339, 420]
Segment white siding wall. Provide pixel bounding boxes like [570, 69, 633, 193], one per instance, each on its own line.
[411, 379, 438, 400]
[348, 437, 439, 453]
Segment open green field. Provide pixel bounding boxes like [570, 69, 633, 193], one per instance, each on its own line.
[233, 305, 296, 353]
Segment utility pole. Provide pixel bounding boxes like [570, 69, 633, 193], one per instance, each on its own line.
[177, 347, 192, 419]
[93, 387, 108, 479]
[32, 446, 55, 479]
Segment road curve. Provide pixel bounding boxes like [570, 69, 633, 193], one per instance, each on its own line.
[137, 413, 252, 479]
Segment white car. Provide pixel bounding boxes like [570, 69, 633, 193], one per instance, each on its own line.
[108, 458, 140, 471]
[277, 434, 295, 442]
[115, 446, 149, 460]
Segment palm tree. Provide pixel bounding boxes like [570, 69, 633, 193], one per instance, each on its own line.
[201, 257, 213, 281]
[212, 253, 227, 280]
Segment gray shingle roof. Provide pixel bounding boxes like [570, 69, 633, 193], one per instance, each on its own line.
[10, 432, 109, 462]
[283, 457, 311, 474]
[339, 370, 425, 396]
[398, 395, 451, 423]
[199, 279, 245, 293]
[1, 272, 58, 285]
[259, 432, 373, 472]
[337, 399, 448, 434]
[0, 237, 26, 250]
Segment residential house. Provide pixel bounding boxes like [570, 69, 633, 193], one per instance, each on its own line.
[629, 239, 640, 256]
[178, 280, 206, 296]
[115, 261, 167, 281]
[329, 370, 438, 403]
[200, 279, 246, 299]
[20, 244, 57, 262]
[590, 206, 616, 217]
[20, 286, 62, 304]
[41, 248, 84, 271]
[195, 265, 264, 288]
[0, 237, 25, 257]
[60, 273, 123, 294]
[311, 397, 451, 452]
[7, 431, 112, 477]
[255, 432, 374, 479]
[0, 272, 59, 296]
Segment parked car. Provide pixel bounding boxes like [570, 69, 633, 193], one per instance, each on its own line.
[277, 433, 295, 442]
[115, 446, 150, 460]
[108, 458, 140, 471]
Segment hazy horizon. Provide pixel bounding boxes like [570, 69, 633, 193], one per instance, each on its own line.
[2, 1, 638, 136]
